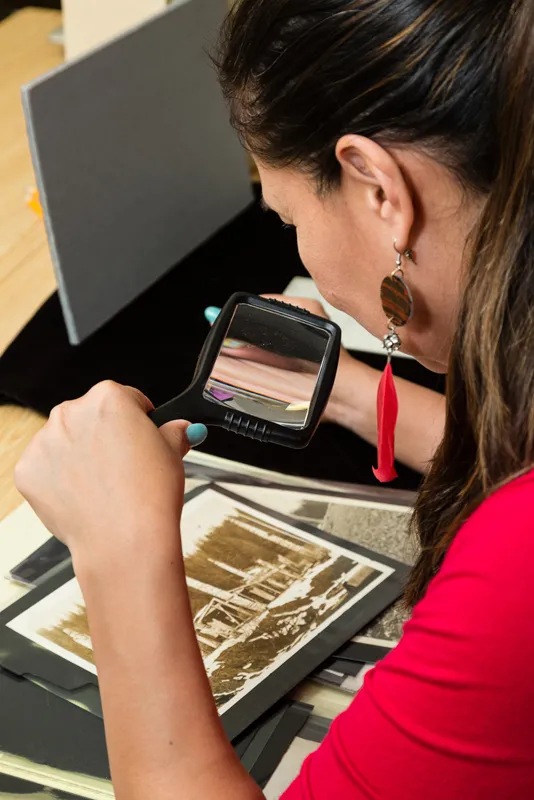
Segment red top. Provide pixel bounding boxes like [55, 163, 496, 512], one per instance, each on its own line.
[283, 471, 534, 800]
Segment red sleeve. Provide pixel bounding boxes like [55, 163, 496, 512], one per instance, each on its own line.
[282, 473, 534, 800]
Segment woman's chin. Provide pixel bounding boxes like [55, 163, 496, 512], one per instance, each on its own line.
[412, 354, 448, 374]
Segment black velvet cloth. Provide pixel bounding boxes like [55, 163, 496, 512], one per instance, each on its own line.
[0, 199, 444, 490]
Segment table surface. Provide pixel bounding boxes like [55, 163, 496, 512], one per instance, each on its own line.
[0, 8, 62, 522]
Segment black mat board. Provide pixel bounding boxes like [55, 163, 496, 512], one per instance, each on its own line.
[311, 667, 359, 688]
[233, 728, 258, 760]
[0, 196, 445, 490]
[232, 701, 290, 758]
[0, 667, 300, 790]
[9, 537, 70, 586]
[298, 714, 333, 744]
[0, 666, 110, 781]
[333, 640, 394, 664]
[240, 700, 312, 785]
[253, 703, 312, 790]
[326, 658, 373, 678]
[239, 704, 288, 774]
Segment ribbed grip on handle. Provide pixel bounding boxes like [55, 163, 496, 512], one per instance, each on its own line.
[223, 412, 270, 442]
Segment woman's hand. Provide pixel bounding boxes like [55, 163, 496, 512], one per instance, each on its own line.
[14, 381, 191, 569]
[15, 380, 260, 800]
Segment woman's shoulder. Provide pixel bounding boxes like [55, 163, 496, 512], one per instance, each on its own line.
[470, 468, 534, 516]
[448, 469, 534, 563]
[413, 469, 534, 645]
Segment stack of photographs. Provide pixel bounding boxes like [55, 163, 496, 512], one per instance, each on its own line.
[263, 710, 337, 799]
[312, 636, 398, 694]
[1, 452, 412, 792]
[0, 484, 408, 744]
[263, 636, 399, 800]
[234, 701, 313, 789]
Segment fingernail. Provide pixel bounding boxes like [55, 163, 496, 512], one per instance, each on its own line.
[204, 306, 221, 325]
[186, 423, 208, 448]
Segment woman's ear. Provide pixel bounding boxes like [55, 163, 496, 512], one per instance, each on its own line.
[335, 134, 414, 251]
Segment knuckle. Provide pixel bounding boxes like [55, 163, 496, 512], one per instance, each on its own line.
[93, 379, 119, 395]
[90, 380, 123, 406]
[14, 445, 35, 495]
[49, 401, 69, 424]
[13, 456, 27, 492]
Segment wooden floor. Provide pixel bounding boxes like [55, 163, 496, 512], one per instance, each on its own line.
[0, 9, 62, 520]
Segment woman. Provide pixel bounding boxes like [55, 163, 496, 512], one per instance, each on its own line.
[15, 0, 534, 797]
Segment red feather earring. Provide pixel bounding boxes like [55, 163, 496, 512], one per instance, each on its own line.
[373, 241, 414, 483]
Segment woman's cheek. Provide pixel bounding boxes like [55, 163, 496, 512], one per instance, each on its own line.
[295, 229, 387, 340]
[295, 230, 341, 302]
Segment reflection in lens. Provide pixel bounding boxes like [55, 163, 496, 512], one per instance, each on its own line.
[204, 304, 328, 429]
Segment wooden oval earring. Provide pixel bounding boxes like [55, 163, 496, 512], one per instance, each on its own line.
[373, 241, 414, 483]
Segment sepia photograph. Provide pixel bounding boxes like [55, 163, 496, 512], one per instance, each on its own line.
[218, 483, 412, 564]
[7, 579, 95, 676]
[180, 488, 393, 711]
[7, 487, 394, 715]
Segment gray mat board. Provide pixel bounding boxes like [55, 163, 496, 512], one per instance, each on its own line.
[22, 0, 252, 343]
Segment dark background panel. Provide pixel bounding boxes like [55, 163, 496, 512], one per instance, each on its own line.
[1, 1, 61, 22]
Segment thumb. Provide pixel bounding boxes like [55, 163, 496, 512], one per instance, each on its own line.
[159, 420, 208, 459]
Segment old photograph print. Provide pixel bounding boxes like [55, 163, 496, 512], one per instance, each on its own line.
[7, 488, 393, 714]
[181, 490, 392, 710]
[219, 484, 412, 566]
[6, 579, 96, 675]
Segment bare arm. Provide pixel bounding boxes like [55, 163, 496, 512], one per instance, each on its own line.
[14, 382, 264, 800]
[262, 295, 446, 474]
[78, 544, 263, 800]
[328, 356, 445, 474]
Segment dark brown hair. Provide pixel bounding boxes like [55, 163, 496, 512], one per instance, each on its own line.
[216, 0, 534, 605]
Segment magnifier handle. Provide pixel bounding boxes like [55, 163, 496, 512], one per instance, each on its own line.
[149, 388, 200, 428]
[150, 404, 273, 445]
[221, 411, 311, 448]
[150, 401, 271, 442]
[222, 411, 271, 442]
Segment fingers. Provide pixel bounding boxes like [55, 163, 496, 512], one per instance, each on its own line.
[159, 421, 208, 460]
[160, 420, 191, 459]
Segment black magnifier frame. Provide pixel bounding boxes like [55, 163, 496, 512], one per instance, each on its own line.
[150, 292, 341, 449]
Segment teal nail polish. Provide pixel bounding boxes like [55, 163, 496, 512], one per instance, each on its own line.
[186, 423, 208, 448]
[204, 306, 221, 325]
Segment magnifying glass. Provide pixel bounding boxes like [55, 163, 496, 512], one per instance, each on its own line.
[150, 293, 341, 449]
